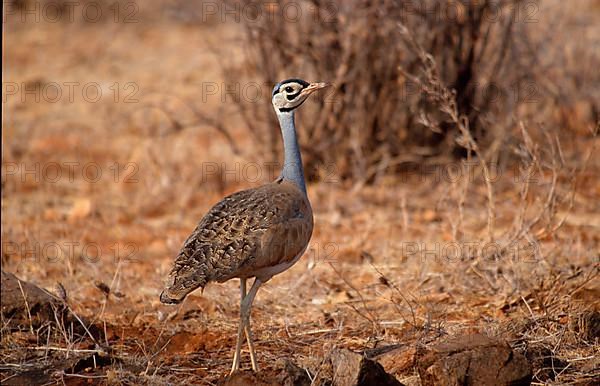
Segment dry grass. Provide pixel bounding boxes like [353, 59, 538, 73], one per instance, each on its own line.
[2, 1, 599, 385]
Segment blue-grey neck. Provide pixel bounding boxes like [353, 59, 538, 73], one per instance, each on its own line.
[276, 110, 307, 195]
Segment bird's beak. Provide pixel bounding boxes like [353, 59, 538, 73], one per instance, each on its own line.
[302, 82, 331, 95]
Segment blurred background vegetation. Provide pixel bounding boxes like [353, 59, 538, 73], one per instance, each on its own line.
[4, 0, 599, 187]
[218, 0, 599, 183]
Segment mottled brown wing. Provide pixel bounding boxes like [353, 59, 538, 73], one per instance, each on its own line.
[160, 181, 313, 303]
[256, 213, 313, 269]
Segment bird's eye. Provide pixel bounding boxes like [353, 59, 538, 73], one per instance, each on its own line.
[285, 86, 294, 93]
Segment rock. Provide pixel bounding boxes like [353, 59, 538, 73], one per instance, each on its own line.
[220, 361, 312, 386]
[278, 360, 312, 386]
[219, 370, 277, 386]
[417, 334, 531, 386]
[377, 347, 417, 377]
[396, 375, 421, 386]
[331, 348, 404, 386]
[1, 271, 65, 328]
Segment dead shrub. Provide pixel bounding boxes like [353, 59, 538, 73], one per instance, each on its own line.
[211, 0, 563, 184]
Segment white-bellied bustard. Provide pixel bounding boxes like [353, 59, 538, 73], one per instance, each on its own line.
[160, 79, 330, 373]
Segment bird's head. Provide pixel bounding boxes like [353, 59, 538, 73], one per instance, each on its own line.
[271, 78, 330, 113]
[159, 264, 205, 305]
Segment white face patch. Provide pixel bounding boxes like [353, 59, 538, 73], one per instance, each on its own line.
[272, 82, 307, 110]
[281, 82, 303, 97]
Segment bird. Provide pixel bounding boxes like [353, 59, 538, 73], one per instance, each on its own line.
[159, 79, 330, 374]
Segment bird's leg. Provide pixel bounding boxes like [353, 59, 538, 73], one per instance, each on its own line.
[243, 280, 260, 371]
[244, 321, 258, 371]
[237, 278, 258, 371]
[241, 278, 262, 372]
[239, 278, 257, 369]
[230, 278, 247, 374]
